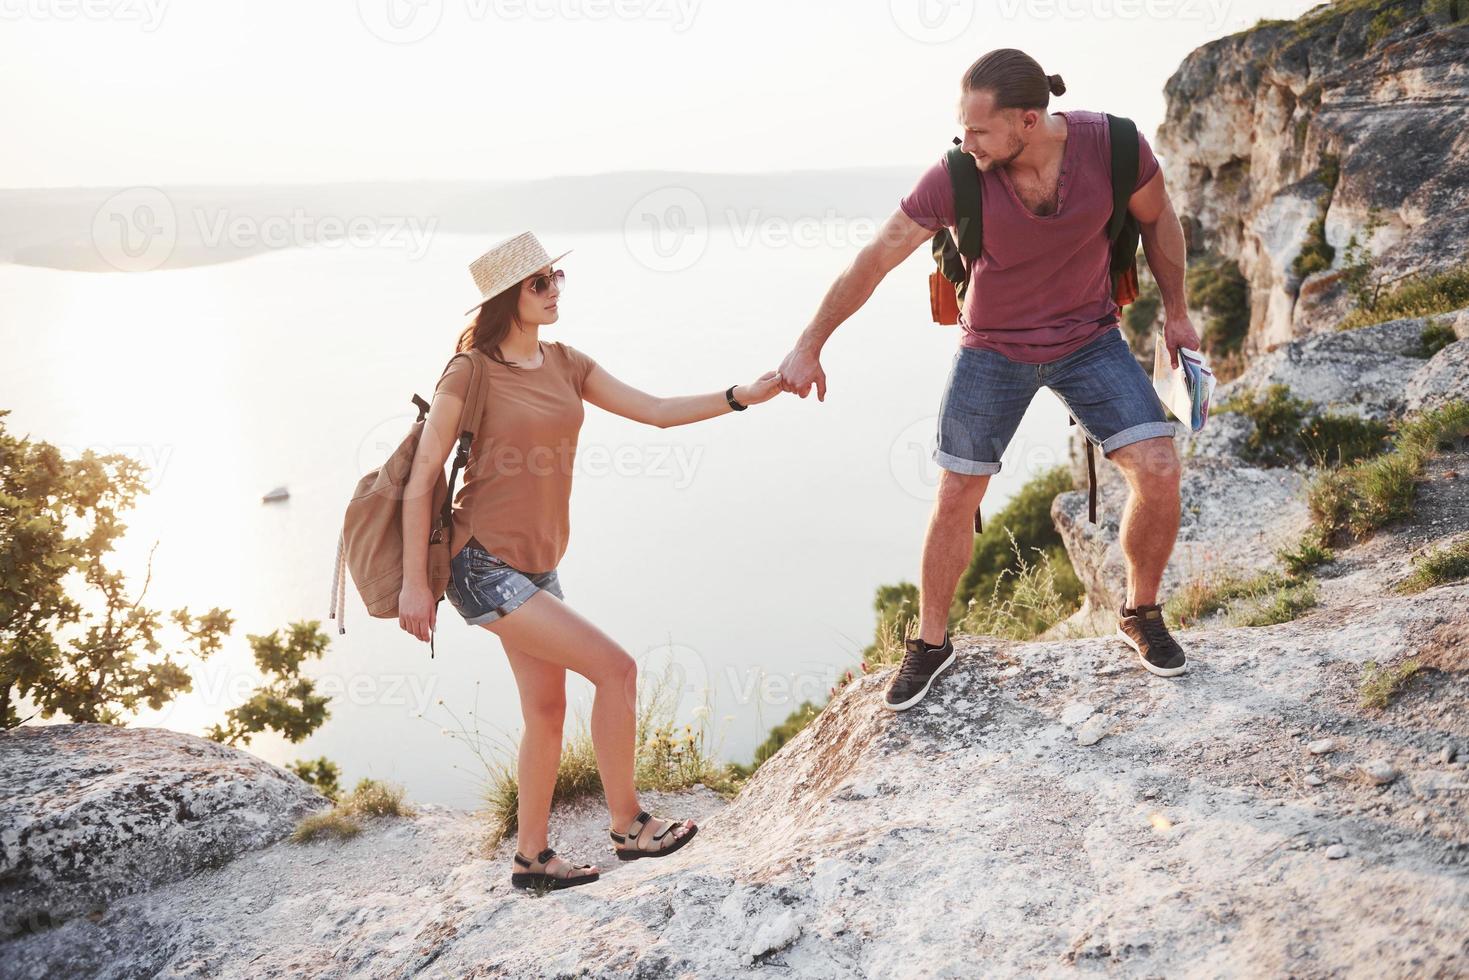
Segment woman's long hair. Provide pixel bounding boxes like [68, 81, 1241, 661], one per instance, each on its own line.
[455, 280, 525, 368]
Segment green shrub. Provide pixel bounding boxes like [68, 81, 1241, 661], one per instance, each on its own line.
[1186, 253, 1250, 364]
[1338, 263, 1469, 332]
[1124, 272, 1162, 355]
[955, 531, 1082, 640]
[1279, 527, 1335, 575]
[1359, 659, 1421, 710]
[1410, 317, 1458, 359]
[1308, 400, 1469, 543]
[1397, 538, 1469, 594]
[480, 667, 743, 843]
[1219, 384, 1389, 467]
[749, 700, 821, 768]
[952, 466, 1083, 619]
[1366, 4, 1406, 46]
[292, 777, 414, 843]
[1290, 155, 1340, 280]
[1165, 568, 1318, 629]
[288, 756, 343, 801]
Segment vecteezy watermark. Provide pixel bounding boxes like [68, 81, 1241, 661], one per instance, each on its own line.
[888, 413, 1066, 501]
[0, 0, 170, 30]
[356, 0, 699, 43]
[92, 187, 177, 273]
[55, 440, 175, 494]
[718, 663, 839, 710]
[623, 186, 709, 273]
[889, 0, 975, 43]
[91, 187, 438, 272]
[624, 187, 893, 272]
[991, 0, 1233, 28]
[150, 659, 444, 725]
[356, 416, 707, 490]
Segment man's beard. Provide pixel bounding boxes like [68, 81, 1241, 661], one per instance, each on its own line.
[976, 134, 1025, 171]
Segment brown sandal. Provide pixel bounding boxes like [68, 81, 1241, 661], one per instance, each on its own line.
[510, 846, 600, 891]
[608, 809, 698, 861]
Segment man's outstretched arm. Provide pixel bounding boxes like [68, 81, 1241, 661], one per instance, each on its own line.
[778, 208, 934, 400]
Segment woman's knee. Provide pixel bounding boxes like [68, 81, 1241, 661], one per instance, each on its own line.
[591, 648, 637, 692]
[522, 692, 567, 728]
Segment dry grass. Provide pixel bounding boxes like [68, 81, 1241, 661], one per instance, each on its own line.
[480, 665, 743, 844]
[1359, 659, 1422, 711]
[1397, 538, 1469, 595]
[1308, 401, 1469, 544]
[954, 530, 1083, 640]
[291, 778, 415, 843]
[1165, 569, 1318, 630]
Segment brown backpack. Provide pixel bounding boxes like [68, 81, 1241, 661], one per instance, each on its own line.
[327, 348, 491, 658]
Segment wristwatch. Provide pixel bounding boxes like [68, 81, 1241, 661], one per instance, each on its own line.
[725, 385, 747, 411]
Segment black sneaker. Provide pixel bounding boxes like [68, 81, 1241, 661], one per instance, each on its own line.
[1116, 602, 1187, 677]
[883, 633, 957, 711]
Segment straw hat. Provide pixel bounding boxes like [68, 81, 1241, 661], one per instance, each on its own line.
[462, 231, 572, 316]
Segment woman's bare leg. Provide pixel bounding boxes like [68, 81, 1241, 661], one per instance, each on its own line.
[479, 591, 693, 846]
[500, 641, 586, 869]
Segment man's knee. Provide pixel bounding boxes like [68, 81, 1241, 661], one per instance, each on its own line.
[934, 468, 991, 517]
[1110, 437, 1181, 492]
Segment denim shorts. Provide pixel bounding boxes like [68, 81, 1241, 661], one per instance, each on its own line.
[935, 325, 1176, 475]
[445, 539, 565, 626]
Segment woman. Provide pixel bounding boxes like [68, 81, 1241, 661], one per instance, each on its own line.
[397, 232, 785, 891]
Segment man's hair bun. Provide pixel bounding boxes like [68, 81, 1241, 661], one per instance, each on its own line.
[1046, 73, 1066, 96]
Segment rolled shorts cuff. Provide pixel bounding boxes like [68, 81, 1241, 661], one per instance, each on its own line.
[460, 580, 544, 626]
[1101, 421, 1179, 456]
[932, 448, 1003, 476]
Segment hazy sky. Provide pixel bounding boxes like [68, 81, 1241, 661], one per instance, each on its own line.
[2, 0, 1322, 187]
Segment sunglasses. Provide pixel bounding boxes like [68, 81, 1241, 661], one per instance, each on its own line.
[525, 269, 565, 294]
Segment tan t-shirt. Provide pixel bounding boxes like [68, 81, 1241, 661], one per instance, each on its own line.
[433, 340, 598, 573]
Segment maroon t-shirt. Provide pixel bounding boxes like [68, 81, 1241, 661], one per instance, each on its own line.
[900, 109, 1160, 364]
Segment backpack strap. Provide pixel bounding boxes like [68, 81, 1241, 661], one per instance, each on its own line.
[433, 348, 492, 541]
[934, 141, 984, 308]
[1067, 415, 1099, 526]
[1104, 113, 1138, 244]
[947, 143, 984, 263]
[426, 349, 492, 658]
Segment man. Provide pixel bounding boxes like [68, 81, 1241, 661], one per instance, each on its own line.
[777, 48, 1199, 711]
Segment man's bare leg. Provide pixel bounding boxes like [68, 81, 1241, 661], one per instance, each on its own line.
[1108, 437, 1182, 607]
[917, 469, 992, 645]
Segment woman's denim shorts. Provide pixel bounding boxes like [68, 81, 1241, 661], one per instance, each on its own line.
[446, 539, 564, 626]
[934, 325, 1177, 475]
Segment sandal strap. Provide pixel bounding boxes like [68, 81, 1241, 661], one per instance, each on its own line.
[611, 808, 653, 843]
[652, 818, 681, 842]
[513, 851, 532, 868]
[536, 846, 557, 865]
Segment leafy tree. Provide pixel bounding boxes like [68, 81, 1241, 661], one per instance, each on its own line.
[1, 410, 230, 727]
[205, 621, 333, 746]
[2, 414, 337, 775]
[289, 756, 344, 801]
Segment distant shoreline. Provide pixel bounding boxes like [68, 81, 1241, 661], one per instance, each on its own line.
[1, 168, 915, 273]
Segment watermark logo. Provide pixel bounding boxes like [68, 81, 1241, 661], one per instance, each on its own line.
[889, 0, 974, 43]
[90, 188, 438, 271]
[889, 414, 943, 501]
[623, 186, 709, 272]
[92, 187, 178, 272]
[356, 0, 444, 43]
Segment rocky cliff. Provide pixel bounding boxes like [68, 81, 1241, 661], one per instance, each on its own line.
[3, 4, 1468, 975]
[1155, 1, 1469, 351]
[2, 512, 1465, 975]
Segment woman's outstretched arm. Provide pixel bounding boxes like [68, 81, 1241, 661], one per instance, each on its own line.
[582, 364, 784, 428]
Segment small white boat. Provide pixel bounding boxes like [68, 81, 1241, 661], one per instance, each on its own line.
[262, 485, 290, 503]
